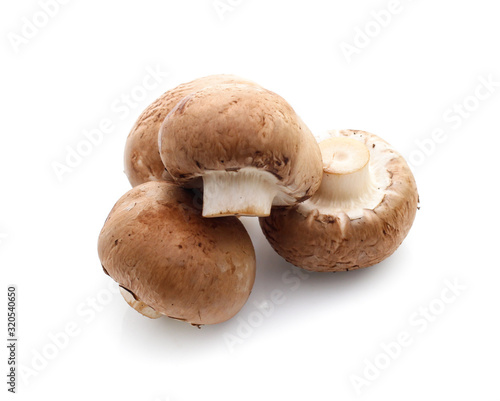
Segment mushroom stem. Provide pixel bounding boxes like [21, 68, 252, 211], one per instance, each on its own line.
[308, 137, 377, 211]
[202, 168, 279, 217]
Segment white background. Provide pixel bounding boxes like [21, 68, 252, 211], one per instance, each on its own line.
[1, 0, 499, 400]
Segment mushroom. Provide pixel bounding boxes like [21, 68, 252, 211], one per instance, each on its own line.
[124, 74, 258, 187]
[259, 129, 419, 272]
[159, 84, 323, 217]
[98, 181, 256, 325]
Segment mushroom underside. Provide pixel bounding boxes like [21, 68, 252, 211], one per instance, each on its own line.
[260, 130, 418, 271]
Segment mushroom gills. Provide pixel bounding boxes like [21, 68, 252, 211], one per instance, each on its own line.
[299, 137, 386, 220]
[201, 167, 294, 217]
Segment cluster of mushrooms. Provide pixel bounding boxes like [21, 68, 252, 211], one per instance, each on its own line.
[98, 75, 419, 326]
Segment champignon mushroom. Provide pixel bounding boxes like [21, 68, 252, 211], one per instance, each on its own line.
[259, 129, 419, 272]
[159, 84, 323, 218]
[124, 74, 258, 187]
[98, 181, 256, 325]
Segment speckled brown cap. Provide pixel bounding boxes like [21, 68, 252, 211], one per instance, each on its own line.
[159, 84, 323, 217]
[98, 181, 256, 324]
[124, 75, 258, 187]
[259, 129, 419, 272]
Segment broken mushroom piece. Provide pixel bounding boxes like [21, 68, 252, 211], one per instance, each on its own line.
[119, 286, 162, 319]
[259, 129, 419, 272]
[124, 74, 258, 187]
[97, 181, 256, 325]
[159, 84, 323, 217]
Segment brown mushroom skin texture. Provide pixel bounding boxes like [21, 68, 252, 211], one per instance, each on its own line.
[259, 130, 419, 272]
[124, 74, 258, 187]
[98, 181, 256, 325]
[159, 84, 323, 203]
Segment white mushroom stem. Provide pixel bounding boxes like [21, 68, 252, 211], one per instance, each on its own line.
[119, 286, 162, 319]
[307, 137, 379, 214]
[202, 168, 279, 217]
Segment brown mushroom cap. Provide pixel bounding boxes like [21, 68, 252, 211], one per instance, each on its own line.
[259, 129, 419, 272]
[124, 74, 258, 187]
[98, 181, 256, 325]
[159, 84, 323, 217]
